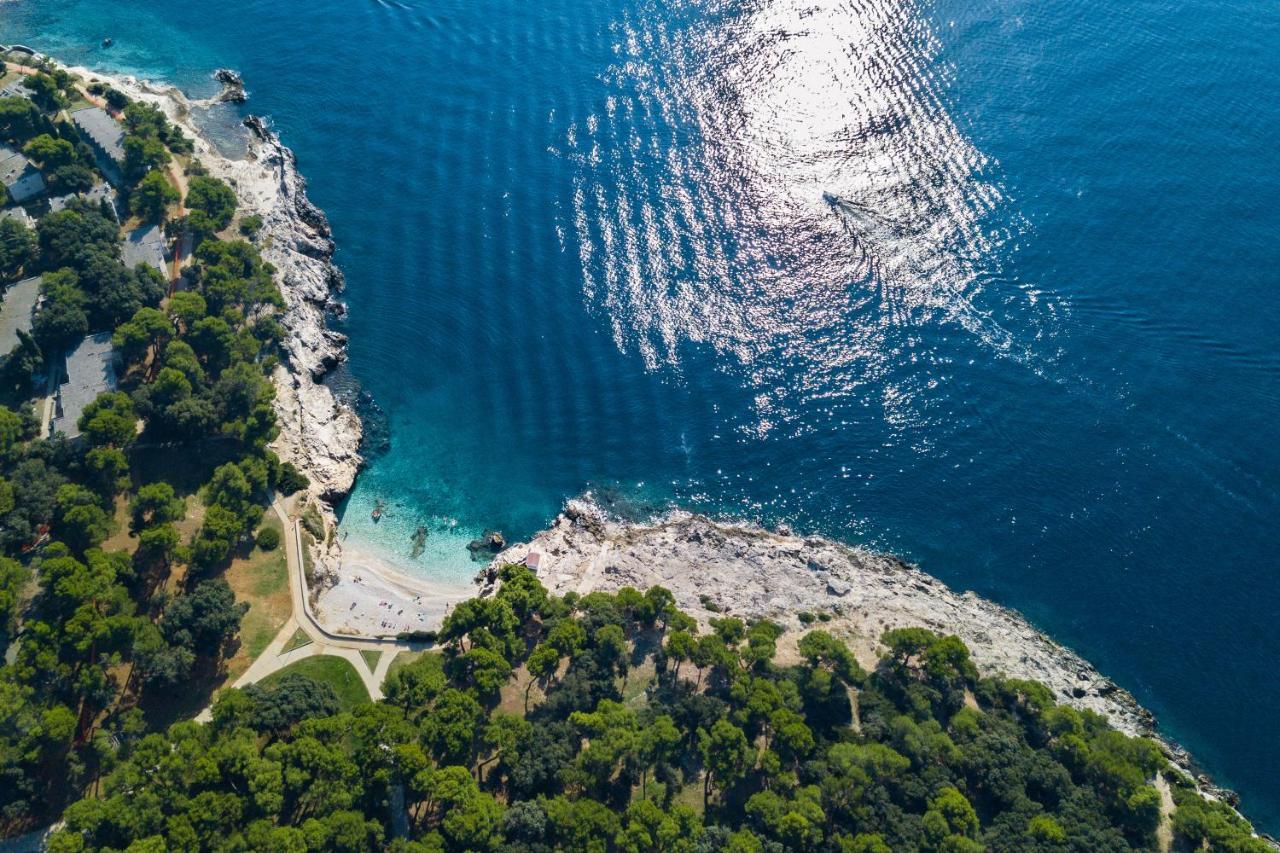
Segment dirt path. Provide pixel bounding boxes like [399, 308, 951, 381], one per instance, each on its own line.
[1155, 772, 1175, 853]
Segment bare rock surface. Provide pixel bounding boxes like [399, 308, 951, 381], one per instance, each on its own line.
[233, 115, 364, 504]
[496, 498, 1161, 743]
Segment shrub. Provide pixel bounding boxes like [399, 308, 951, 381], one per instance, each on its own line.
[399, 629, 439, 643]
[238, 214, 263, 236]
[798, 611, 815, 625]
[274, 460, 309, 495]
[104, 88, 129, 110]
[300, 503, 325, 540]
[256, 525, 281, 551]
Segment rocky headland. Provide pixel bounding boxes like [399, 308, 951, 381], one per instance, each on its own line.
[490, 497, 1252, 815]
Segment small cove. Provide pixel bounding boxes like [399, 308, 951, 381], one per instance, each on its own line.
[6, 0, 1280, 829]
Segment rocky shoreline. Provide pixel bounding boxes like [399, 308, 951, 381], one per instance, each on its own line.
[49, 58, 1262, 838]
[490, 497, 1255, 817]
[63, 64, 365, 577]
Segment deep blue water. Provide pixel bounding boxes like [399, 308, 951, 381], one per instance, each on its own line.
[6, 0, 1280, 830]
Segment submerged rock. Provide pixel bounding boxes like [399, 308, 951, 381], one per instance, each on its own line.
[411, 526, 428, 560]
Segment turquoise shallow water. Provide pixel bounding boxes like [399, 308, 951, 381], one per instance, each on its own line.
[6, 0, 1280, 829]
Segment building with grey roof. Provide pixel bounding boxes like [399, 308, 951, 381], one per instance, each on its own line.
[0, 205, 35, 229]
[0, 144, 45, 204]
[45, 194, 76, 214]
[51, 332, 118, 439]
[0, 275, 40, 355]
[70, 106, 125, 183]
[83, 182, 122, 220]
[46, 183, 121, 220]
[123, 223, 169, 279]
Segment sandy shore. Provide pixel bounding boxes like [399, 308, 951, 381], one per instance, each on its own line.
[316, 541, 474, 637]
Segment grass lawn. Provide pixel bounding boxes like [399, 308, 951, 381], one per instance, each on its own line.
[359, 649, 382, 673]
[383, 650, 442, 688]
[100, 491, 280, 689]
[259, 655, 371, 711]
[385, 650, 424, 682]
[621, 658, 657, 707]
[282, 627, 312, 653]
[221, 513, 291, 681]
[498, 663, 536, 716]
[98, 495, 134, 554]
[673, 778, 707, 817]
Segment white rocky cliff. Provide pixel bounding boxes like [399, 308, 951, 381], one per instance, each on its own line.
[66, 68, 363, 585]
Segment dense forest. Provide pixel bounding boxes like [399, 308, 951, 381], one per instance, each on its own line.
[0, 61, 307, 835]
[0, 59, 1267, 853]
[36, 564, 1266, 852]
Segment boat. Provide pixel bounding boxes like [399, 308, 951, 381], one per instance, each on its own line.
[822, 190, 895, 240]
[823, 191, 875, 218]
[371, 502, 383, 521]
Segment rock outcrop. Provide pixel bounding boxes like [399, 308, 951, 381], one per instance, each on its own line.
[494, 498, 1155, 734]
[237, 115, 363, 504]
[212, 68, 247, 103]
[491, 495, 1255, 820]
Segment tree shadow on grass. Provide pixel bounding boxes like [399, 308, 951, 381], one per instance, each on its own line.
[127, 440, 241, 497]
[138, 654, 230, 728]
[630, 626, 664, 668]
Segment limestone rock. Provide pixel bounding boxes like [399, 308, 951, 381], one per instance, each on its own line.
[489, 496, 1222, 799]
[213, 68, 246, 103]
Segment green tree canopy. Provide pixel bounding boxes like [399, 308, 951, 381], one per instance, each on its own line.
[78, 392, 138, 448]
[0, 217, 37, 281]
[184, 176, 237, 240]
[128, 170, 179, 223]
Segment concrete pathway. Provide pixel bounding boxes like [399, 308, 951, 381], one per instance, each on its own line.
[196, 500, 431, 721]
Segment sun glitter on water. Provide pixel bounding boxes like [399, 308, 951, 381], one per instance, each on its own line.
[565, 0, 1059, 437]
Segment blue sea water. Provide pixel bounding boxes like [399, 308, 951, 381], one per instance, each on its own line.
[6, 0, 1280, 830]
